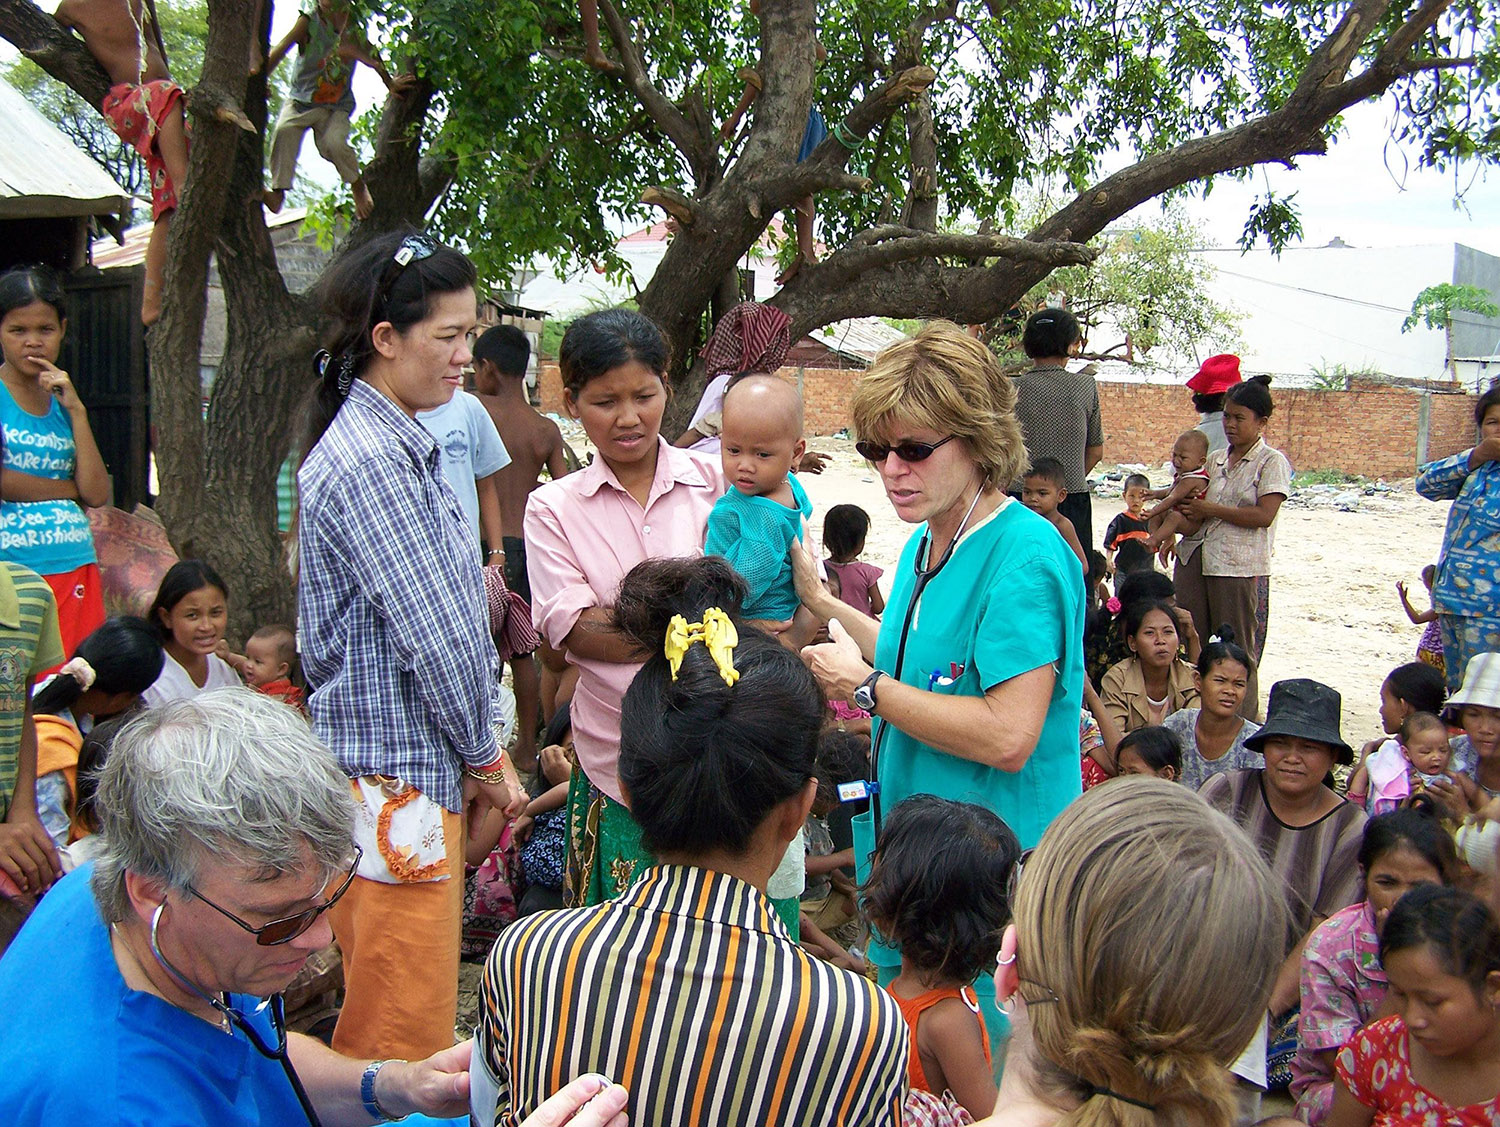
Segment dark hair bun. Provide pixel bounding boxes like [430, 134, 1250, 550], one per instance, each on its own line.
[613, 557, 748, 652]
[1210, 624, 1237, 645]
[1247, 374, 1273, 387]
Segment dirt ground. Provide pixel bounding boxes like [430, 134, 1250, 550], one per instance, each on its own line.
[795, 437, 1450, 740]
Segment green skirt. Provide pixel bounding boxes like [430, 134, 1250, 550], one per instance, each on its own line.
[564, 765, 800, 939]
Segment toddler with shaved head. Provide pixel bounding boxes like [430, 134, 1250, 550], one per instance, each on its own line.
[704, 373, 820, 647]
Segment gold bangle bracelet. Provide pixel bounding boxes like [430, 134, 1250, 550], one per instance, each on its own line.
[466, 765, 510, 785]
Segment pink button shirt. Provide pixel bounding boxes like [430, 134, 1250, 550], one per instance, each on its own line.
[525, 439, 724, 802]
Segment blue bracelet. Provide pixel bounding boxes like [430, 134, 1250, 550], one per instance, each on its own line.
[361, 1059, 408, 1122]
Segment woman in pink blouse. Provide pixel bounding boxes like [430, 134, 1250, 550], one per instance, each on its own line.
[524, 309, 724, 906]
[1292, 808, 1460, 1124]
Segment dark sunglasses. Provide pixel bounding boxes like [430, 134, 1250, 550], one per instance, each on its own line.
[188, 846, 362, 946]
[855, 435, 956, 463]
[375, 232, 440, 309]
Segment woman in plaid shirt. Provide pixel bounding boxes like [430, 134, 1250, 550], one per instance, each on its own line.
[297, 229, 524, 1061]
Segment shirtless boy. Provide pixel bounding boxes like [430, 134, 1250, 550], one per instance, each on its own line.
[56, 0, 188, 326]
[470, 325, 569, 599]
[1020, 458, 1089, 574]
[472, 326, 571, 747]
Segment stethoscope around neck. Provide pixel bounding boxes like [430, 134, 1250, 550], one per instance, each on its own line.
[145, 903, 323, 1127]
[867, 483, 987, 830]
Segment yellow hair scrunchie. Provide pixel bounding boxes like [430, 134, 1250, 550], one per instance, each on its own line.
[664, 608, 740, 687]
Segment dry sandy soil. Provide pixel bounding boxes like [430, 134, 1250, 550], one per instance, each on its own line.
[795, 437, 1450, 740]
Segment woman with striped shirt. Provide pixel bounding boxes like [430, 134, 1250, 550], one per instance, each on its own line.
[474, 557, 908, 1127]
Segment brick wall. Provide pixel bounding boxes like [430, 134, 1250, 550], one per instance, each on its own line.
[538, 362, 1480, 477]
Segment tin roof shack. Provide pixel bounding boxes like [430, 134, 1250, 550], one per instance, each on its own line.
[0, 79, 128, 269]
[0, 79, 149, 508]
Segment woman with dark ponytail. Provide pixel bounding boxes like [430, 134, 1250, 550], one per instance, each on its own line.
[32, 617, 162, 850]
[473, 556, 908, 1127]
[296, 228, 524, 1062]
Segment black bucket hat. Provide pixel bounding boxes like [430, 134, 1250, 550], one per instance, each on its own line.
[1243, 678, 1354, 765]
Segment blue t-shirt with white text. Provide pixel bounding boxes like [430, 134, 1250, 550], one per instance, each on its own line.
[0, 382, 96, 573]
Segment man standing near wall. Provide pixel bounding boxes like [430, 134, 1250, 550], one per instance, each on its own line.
[1011, 308, 1104, 557]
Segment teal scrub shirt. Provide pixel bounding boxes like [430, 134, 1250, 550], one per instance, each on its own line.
[854, 500, 1085, 1048]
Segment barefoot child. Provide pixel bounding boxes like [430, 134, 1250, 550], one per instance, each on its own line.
[705, 374, 817, 647]
[262, 0, 414, 221]
[865, 795, 1019, 1123]
[55, 0, 188, 325]
[1143, 428, 1211, 550]
[1020, 458, 1088, 574]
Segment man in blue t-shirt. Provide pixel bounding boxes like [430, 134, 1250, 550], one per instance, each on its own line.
[0, 690, 473, 1126]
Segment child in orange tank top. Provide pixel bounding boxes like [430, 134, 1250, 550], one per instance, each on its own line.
[863, 795, 1021, 1124]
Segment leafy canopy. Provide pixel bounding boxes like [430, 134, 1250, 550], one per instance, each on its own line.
[364, 0, 1500, 283]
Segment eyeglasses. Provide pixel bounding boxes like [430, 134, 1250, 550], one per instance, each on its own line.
[375, 232, 440, 309]
[855, 435, 956, 464]
[188, 846, 362, 946]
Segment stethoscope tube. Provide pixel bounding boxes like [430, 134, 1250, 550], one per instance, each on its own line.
[868, 485, 987, 830]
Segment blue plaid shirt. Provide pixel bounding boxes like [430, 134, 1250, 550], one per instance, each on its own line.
[298, 380, 500, 812]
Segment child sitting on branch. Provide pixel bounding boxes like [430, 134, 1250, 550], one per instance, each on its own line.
[55, 0, 188, 326]
[261, 0, 414, 221]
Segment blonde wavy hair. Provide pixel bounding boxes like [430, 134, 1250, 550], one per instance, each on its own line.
[1012, 778, 1286, 1127]
[850, 321, 1027, 490]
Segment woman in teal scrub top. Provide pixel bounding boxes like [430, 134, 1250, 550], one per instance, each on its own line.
[797, 321, 1086, 1048]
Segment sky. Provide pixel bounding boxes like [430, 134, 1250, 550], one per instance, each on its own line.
[1147, 97, 1500, 257]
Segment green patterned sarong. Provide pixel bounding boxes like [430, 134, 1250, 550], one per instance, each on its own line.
[563, 764, 800, 939]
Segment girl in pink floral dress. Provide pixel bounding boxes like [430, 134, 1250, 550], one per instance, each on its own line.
[1329, 884, 1500, 1126]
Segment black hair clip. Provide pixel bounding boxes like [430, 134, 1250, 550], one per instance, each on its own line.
[314, 349, 332, 378]
[336, 354, 355, 396]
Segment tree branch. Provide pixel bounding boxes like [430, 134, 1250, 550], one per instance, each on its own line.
[0, 0, 111, 106]
[816, 227, 1095, 280]
[1402, 55, 1476, 71]
[597, 0, 712, 181]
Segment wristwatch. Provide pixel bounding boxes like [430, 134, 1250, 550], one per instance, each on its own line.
[852, 670, 885, 713]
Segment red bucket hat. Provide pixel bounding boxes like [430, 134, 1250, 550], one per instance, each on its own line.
[1187, 354, 1242, 395]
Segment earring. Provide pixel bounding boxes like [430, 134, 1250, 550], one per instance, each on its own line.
[1000, 996, 1015, 1016]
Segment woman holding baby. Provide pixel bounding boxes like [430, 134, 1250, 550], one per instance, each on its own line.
[796, 320, 1087, 1047]
[524, 309, 724, 907]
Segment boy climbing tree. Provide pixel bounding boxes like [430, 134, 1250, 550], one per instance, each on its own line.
[54, 0, 188, 326]
[260, 0, 414, 221]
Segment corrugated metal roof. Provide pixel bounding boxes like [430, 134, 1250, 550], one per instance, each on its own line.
[93, 207, 311, 269]
[808, 317, 907, 361]
[0, 79, 129, 219]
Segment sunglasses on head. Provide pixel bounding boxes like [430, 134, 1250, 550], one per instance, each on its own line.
[375, 232, 440, 309]
[854, 435, 956, 463]
[187, 846, 362, 946]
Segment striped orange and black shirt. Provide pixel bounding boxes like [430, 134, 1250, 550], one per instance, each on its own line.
[474, 864, 909, 1126]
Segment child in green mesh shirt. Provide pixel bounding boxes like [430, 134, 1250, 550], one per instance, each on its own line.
[705, 374, 819, 649]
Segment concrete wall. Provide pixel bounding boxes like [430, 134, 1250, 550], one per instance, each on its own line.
[1453, 244, 1500, 363]
[538, 364, 1481, 478]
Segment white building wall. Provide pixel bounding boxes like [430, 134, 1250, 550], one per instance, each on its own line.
[1192, 244, 1454, 381]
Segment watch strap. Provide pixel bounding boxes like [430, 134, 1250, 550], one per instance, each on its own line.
[361, 1059, 408, 1121]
